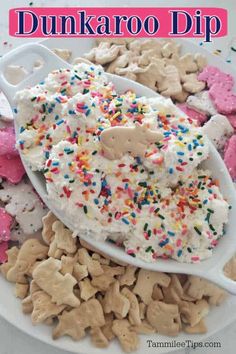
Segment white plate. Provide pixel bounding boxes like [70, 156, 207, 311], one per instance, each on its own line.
[1, 38, 236, 354]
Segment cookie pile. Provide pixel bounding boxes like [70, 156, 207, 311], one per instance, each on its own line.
[80, 39, 236, 181]
[84, 39, 206, 102]
[0, 118, 48, 263]
[1, 211, 232, 353]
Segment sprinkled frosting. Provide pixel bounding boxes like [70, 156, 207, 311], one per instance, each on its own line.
[15, 63, 229, 263]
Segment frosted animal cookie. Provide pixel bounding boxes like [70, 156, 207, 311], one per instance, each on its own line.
[96, 38, 131, 45]
[186, 90, 218, 116]
[194, 53, 207, 71]
[0, 242, 8, 264]
[202, 114, 234, 150]
[0, 181, 47, 234]
[139, 38, 162, 54]
[138, 47, 162, 66]
[177, 103, 207, 125]
[6, 239, 48, 283]
[224, 135, 236, 180]
[115, 62, 145, 82]
[14, 227, 40, 245]
[106, 52, 133, 74]
[127, 39, 143, 54]
[15, 202, 48, 234]
[167, 53, 198, 80]
[182, 73, 206, 94]
[53, 299, 105, 340]
[0, 155, 25, 184]
[0, 207, 13, 242]
[172, 89, 189, 103]
[100, 123, 163, 160]
[84, 42, 121, 65]
[146, 300, 181, 336]
[32, 257, 80, 307]
[161, 41, 181, 58]
[227, 114, 236, 129]
[178, 53, 199, 73]
[198, 65, 234, 90]
[0, 92, 13, 121]
[0, 181, 40, 215]
[209, 83, 236, 115]
[136, 59, 166, 90]
[0, 126, 18, 157]
[129, 39, 161, 54]
[158, 65, 182, 97]
[0, 127, 25, 184]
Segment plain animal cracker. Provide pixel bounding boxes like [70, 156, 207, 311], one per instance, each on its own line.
[6, 239, 48, 284]
[32, 257, 80, 307]
[100, 123, 163, 160]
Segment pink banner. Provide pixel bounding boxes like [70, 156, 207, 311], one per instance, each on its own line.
[9, 7, 227, 42]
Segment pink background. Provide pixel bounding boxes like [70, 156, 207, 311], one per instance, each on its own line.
[9, 7, 227, 39]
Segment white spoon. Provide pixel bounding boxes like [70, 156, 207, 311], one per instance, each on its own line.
[1, 43, 236, 294]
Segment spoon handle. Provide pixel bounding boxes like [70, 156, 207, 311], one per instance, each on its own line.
[0, 43, 70, 107]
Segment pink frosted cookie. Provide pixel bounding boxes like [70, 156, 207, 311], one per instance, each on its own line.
[209, 83, 236, 115]
[198, 66, 234, 91]
[227, 114, 236, 129]
[224, 135, 236, 180]
[0, 242, 8, 263]
[0, 125, 25, 183]
[0, 126, 18, 157]
[177, 103, 207, 125]
[0, 155, 25, 184]
[0, 207, 13, 242]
